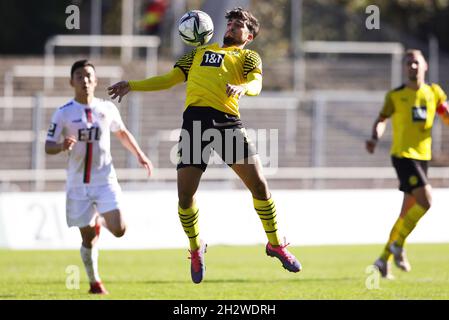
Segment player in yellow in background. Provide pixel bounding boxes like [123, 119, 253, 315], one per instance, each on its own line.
[108, 7, 301, 284]
[366, 49, 449, 279]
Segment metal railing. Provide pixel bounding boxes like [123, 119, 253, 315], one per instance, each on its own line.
[2, 65, 123, 124]
[1, 92, 448, 191]
[296, 41, 404, 91]
[44, 34, 160, 89]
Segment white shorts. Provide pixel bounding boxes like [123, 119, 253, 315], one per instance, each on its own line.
[66, 182, 122, 228]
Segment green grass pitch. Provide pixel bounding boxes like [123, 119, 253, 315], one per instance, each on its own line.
[1, 243, 449, 299]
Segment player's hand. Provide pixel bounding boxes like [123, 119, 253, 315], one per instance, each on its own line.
[226, 84, 246, 98]
[107, 81, 131, 103]
[137, 152, 153, 177]
[365, 139, 377, 154]
[62, 135, 77, 151]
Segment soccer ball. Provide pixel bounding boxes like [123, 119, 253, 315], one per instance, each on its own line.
[178, 10, 214, 46]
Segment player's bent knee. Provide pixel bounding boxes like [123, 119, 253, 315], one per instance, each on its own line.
[111, 226, 126, 238]
[415, 197, 431, 211]
[114, 230, 126, 238]
[418, 194, 432, 210]
[412, 185, 432, 210]
[420, 200, 431, 211]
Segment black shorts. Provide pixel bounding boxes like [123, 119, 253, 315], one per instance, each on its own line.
[391, 156, 429, 193]
[176, 107, 258, 172]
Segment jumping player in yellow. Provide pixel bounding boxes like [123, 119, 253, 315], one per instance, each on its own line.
[108, 8, 301, 283]
[366, 49, 449, 279]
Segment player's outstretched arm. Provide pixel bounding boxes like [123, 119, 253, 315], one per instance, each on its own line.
[114, 129, 153, 177]
[366, 116, 388, 154]
[45, 136, 77, 155]
[108, 68, 185, 103]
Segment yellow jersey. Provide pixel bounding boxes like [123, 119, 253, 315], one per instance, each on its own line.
[174, 43, 263, 116]
[380, 83, 447, 160]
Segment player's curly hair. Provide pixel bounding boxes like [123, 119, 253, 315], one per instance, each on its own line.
[225, 7, 260, 39]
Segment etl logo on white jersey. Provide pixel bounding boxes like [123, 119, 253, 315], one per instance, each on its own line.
[78, 126, 101, 142]
[46, 98, 125, 187]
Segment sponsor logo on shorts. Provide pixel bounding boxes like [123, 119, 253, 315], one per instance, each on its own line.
[409, 175, 418, 186]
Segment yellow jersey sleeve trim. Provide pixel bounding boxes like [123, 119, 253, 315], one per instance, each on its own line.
[244, 72, 262, 96]
[128, 68, 185, 91]
[174, 49, 197, 80]
[243, 50, 262, 78]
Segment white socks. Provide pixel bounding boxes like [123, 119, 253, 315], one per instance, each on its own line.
[80, 245, 101, 283]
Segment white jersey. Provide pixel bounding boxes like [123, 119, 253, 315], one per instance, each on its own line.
[46, 98, 125, 187]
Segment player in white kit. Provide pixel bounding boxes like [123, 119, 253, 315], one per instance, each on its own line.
[45, 60, 152, 294]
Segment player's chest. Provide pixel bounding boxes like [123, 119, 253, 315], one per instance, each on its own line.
[65, 109, 109, 141]
[395, 91, 436, 122]
[194, 50, 243, 71]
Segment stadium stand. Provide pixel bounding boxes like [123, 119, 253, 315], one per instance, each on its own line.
[1, 44, 449, 191]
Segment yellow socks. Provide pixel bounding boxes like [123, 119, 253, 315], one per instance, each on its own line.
[396, 203, 427, 247]
[178, 203, 201, 250]
[253, 197, 280, 246]
[380, 217, 404, 261]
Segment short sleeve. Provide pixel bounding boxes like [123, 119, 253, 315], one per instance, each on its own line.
[380, 92, 394, 118]
[110, 103, 126, 132]
[431, 83, 448, 104]
[174, 49, 197, 80]
[109, 103, 126, 132]
[243, 50, 262, 78]
[46, 109, 64, 142]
